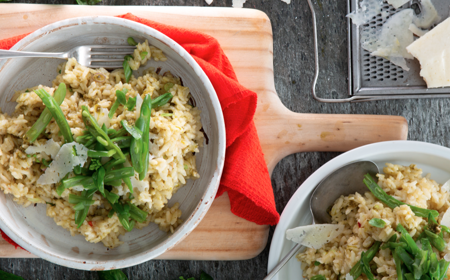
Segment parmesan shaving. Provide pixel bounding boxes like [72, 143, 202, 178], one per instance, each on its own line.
[362, 9, 414, 71]
[442, 179, 450, 193]
[347, 0, 383, 26]
[285, 224, 344, 249]
[37, 143, 88, 185]
[346, 273, 355, 280]
[135, 94, 143, 117]
[204, 0, 213, 4]
[387, 0, 409, 9]
[25, 139, 61, 159]
[407, 17, 450, 88]
[441, 206, 450, 228]
[232, 0, 246, 8]
[94, 107, 110, 128]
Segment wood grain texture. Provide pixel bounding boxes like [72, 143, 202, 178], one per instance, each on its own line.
[0, 4, 407, 261]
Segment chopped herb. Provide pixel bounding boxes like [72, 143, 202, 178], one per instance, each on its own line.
[164, 82, 174, 92]
[160, 113, 173, 117]
[314, 261, 321, 266]
[46, 202, 56, 206]
[41, 158, 52, 167]
[140, 51, 148, 60]
[129, 193, 134, 200]
[127, 37, 138, 46]
[89, 158, 102, 171]
[184, 164, 188, 170]
[123, 56, 133, 83]
[311, 275, 326, 280]
[369, 218, 386, 228]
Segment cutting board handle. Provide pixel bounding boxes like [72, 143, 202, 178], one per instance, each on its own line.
[257, 99, 408, 173]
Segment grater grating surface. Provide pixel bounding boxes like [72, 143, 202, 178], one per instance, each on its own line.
[349, 0, 450, 96]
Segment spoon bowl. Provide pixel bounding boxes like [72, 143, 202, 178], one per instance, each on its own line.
[264, 161, 379, 280]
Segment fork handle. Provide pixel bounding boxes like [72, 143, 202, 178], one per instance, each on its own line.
[0, 49, 68, 60]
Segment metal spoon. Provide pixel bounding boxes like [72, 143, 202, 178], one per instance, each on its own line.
[264, 161, 379, 280]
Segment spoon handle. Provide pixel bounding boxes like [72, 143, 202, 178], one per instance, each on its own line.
[264, 243, 303, 280]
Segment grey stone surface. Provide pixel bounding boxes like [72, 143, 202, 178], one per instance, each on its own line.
[1, 0, 447, 279]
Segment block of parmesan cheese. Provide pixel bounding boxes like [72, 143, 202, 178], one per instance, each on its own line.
[407, 17, 450, 88]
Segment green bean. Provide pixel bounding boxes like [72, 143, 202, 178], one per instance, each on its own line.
[61, 167, 134, 191]
[87, 149, 116, 158]
[126, 96, 136, 111]
[111, 203, 134, 231]
[103, 158, 126, 171]
[121, 120, 142, 139]
[350, 241, 381, 279]
[430, 253, 439, 280]
[139, 95, 152, 180]
[108, 89, 128, 119]
[360, 252, 375, 280]
[109, 127, 127, 139]
[424, 230, 446, 252]
[95, 167, 105, 194]
[128, 202, 148, 223]
[405, 273, 415, 280]
[363, 174, 439, 219]
[81, 106, 125, 160]
[421, 239, 432, 274]
[394, 249, 404, 280]
[396, 247, 415, 273]
[123, 57, 132, 83]
[26, 83, 66, 142]
[130, 118, 144, 174]
[438, 260, 449, 280]
[71, 190, 96, 228]
[310, 276, 326, 280]
[397, 224, 421, 255]
[34, 88, 73, 143]
[103, 189, 119, 205]
[151, 92, 173, 108]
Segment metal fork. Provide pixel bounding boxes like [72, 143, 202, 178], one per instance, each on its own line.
[0, 45, 136, 69]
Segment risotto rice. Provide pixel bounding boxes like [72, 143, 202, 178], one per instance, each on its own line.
[297, 163, 450, 280]
[0, 40, 204, 248]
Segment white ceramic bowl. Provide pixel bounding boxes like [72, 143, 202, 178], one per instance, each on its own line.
[267, 141, 450, 279]
[0, 16, 226, 270]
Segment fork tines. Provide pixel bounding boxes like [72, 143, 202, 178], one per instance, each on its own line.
[88, 45, 136, 69]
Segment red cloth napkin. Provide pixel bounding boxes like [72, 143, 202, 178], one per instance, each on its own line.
[0, 13, 280, 249]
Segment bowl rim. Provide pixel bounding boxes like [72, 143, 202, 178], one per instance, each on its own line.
[266, 140, 450, 279]
[0, 15, 226, 270]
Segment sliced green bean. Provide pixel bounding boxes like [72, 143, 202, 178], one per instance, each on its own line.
[424, 230, 446, 252]
[127, 37, 138, 46]
[81, 106, 125, 161]
[87, 149, 116, 158]
[108, 89, 128, 119]
[34, 88, 73, 143]
[363, 174, 439, 219]
[350, 241, 381, 279]
[26, 83, 66, 142]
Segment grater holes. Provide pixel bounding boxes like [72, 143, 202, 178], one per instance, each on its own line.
[360, 2, 409, 83]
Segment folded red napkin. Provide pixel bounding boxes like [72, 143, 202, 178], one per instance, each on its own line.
[0, 13, 280, 249]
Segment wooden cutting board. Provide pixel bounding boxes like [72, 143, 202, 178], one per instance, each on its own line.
[0, 4, 408, 260]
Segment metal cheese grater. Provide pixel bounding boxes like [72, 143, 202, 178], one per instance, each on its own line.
[306, 0, 450, 102]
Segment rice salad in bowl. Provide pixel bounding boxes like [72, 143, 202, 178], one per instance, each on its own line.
[291, 163, 450, 280]
[0, 38, 204, 249]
